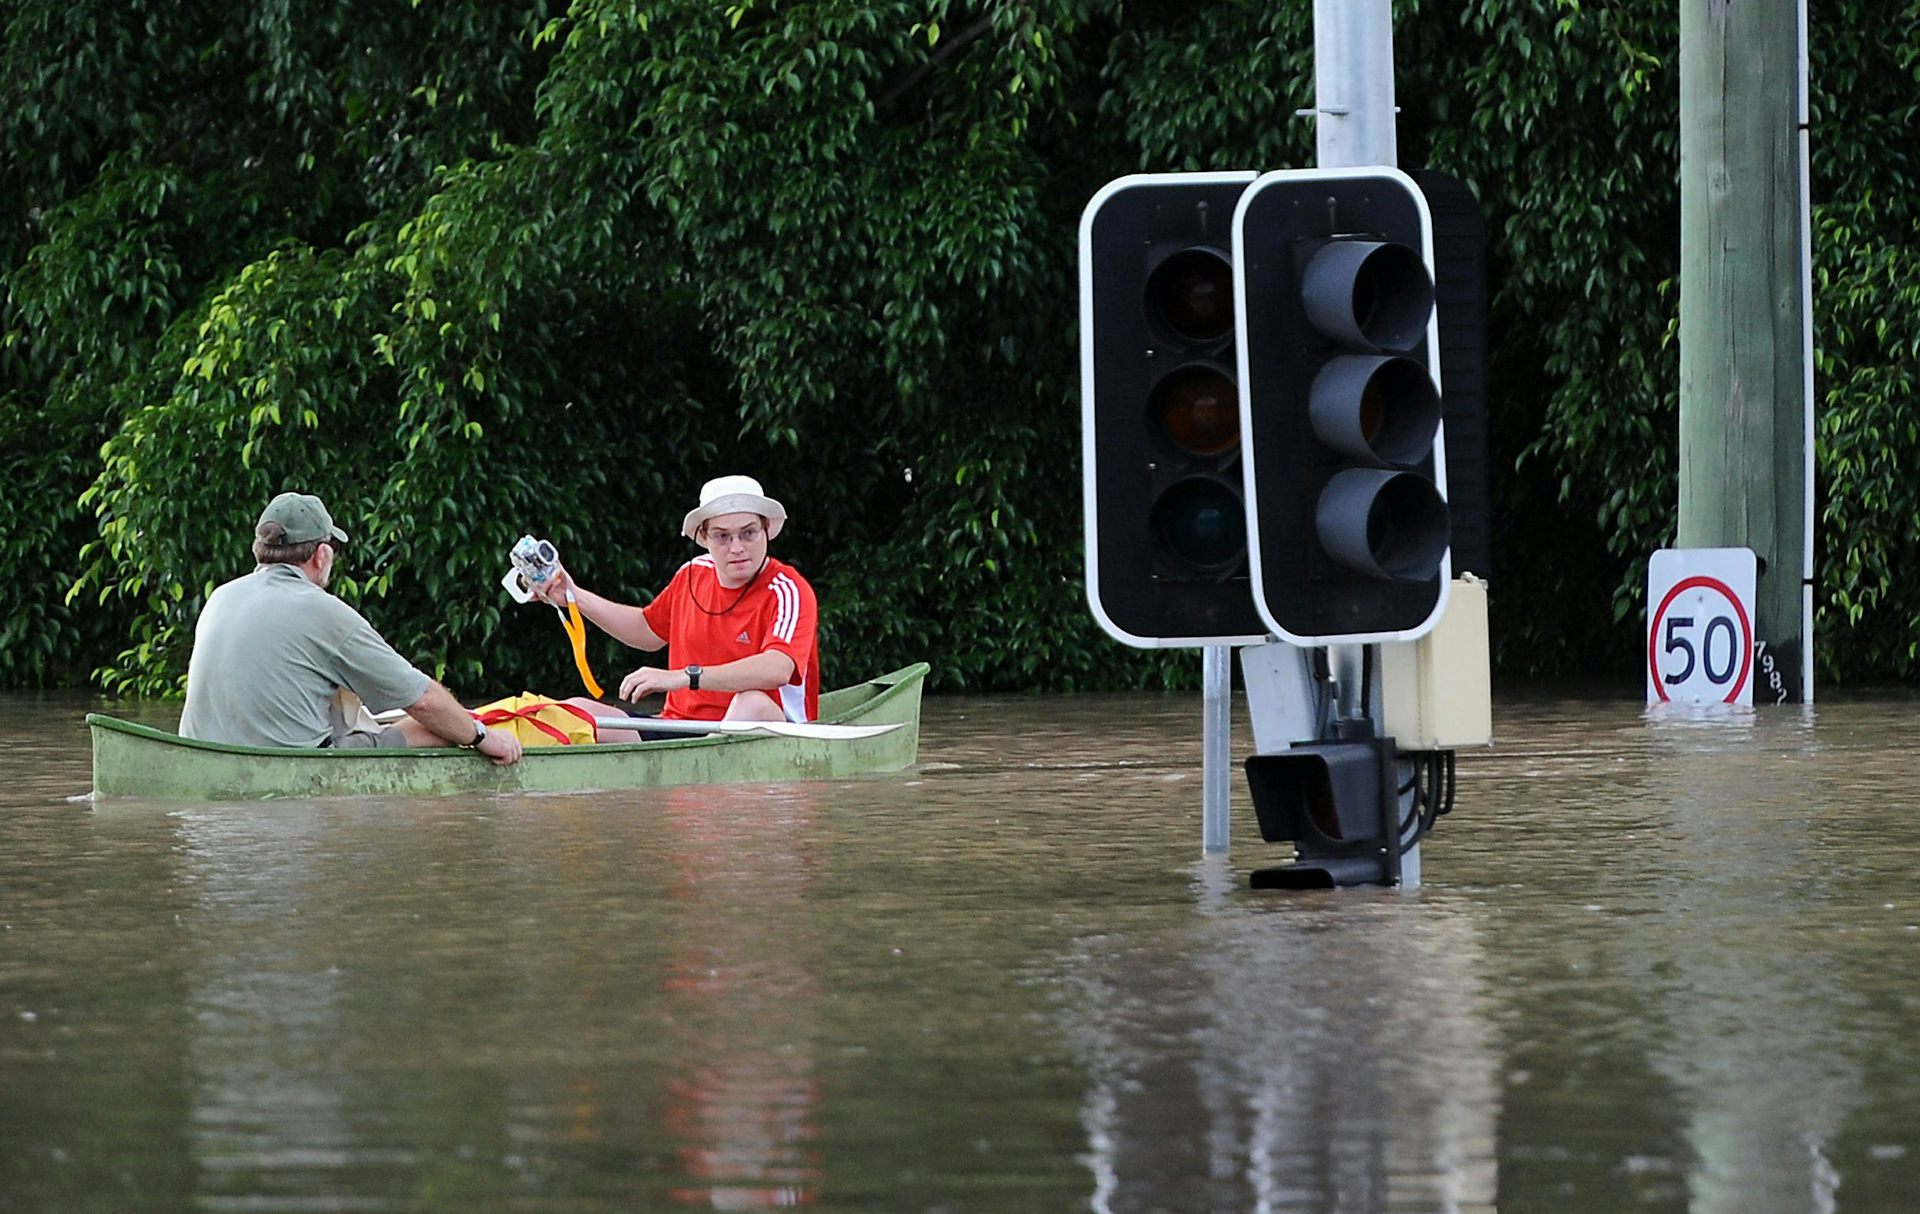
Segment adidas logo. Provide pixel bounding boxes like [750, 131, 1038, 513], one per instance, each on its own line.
[735, 631, 751, 644]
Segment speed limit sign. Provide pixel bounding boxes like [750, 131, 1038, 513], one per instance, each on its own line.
[1647, 547, 1756, 705]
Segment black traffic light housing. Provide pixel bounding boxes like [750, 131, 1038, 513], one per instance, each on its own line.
[1414, 169, 1492, 583]
[1080, 172, 1268, 648]
[1243, 730, 1403, 889]
[1233, 167, 1453, 645]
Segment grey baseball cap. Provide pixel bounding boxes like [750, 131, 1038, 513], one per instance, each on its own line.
[256, 492, 349, 544]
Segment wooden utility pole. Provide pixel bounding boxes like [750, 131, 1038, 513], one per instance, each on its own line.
[1677, 0, 1813, 702]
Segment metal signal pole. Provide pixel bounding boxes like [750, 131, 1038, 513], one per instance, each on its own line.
[1309, 0, 1424, 886]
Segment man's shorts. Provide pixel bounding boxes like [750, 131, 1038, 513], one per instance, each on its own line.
[610, 713, 685, 743]
[325, 725, 409, 750]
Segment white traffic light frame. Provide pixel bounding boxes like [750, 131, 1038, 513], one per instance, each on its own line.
[1231, 165, 1453, 647]
[1079, 171, 1267, 649]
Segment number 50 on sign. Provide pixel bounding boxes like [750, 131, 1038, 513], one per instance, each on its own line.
[1646, 547, 1756, 706]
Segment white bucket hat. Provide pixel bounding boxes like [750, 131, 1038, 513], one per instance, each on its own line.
[682, 474, 787, 541]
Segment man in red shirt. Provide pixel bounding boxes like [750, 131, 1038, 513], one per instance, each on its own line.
[533, 476, 820, 733]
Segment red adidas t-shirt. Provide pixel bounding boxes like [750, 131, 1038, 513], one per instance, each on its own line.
[641, 555, 820, 721]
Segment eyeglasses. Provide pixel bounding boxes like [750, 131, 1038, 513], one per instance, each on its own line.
[705, 525, 765, 549]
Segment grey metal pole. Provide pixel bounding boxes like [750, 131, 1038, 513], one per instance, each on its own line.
[1797, 0, 1816, 703]
[1202, 646, 1232, 854]
[1312, 0, 1420, 887]
[1313, 0, 1399, 168]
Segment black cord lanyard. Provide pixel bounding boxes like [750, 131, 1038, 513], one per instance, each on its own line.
[690, 558, 768, 616]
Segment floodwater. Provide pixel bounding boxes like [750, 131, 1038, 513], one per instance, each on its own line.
[3, 689, 1920, 1213]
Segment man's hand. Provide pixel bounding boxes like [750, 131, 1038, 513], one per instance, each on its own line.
[619, 665, 688, 702]
[527, 564, 576, 606]
[476, 726, 523, 766]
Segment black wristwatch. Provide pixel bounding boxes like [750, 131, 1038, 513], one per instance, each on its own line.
[463, 718, 487, 747]
[685, 665, 702, 691]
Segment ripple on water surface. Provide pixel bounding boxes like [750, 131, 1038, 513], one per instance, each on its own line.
[3, 690, 1920, 1210]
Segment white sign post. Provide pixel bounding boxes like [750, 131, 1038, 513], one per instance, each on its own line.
[1647, 547, 1758, 706]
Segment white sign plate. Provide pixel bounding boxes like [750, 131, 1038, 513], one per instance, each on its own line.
[1646, 547, 1757, 706]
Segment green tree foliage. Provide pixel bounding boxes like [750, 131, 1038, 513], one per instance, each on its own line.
[4, 0, 1919, 694]
[1805, 1, 1920, 679]
[1401, 0, 1684, 678]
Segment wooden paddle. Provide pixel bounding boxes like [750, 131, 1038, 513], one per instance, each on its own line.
[370, 706, 898, 741]
[591, 717, 901, 740]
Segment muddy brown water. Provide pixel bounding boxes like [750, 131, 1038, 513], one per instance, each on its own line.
[3, 690, 1918, 1211]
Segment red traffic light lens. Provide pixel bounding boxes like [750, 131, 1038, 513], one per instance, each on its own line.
[1146, 248, 1234, 343]
[1150, 364, 1240, 457]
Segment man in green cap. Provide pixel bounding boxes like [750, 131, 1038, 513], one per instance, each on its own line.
[177, 491, 522, 763]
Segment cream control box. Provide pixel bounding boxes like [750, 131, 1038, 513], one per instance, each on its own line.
[1380, 575, 1492, 749]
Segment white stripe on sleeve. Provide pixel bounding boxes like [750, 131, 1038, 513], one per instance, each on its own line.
[770, 574, 798, 641]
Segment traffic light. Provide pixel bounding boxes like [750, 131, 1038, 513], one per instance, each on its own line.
[1232, 167, 1452, 645]
[1080, 172, 1267, 647]
[1243, 730, 1401, 889]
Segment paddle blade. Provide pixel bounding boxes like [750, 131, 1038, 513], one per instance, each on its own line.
[590, 718, 900, 741]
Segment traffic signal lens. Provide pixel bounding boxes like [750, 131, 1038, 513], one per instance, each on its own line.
[1152, 477, 1246, 572]
[1308, 355, 1441, 467]
[1146, 248, 1234, 342]
[1316, 468, 1449, 581]
[1359, 385, 1385, 445]
[1353, 272, 1379, 338]
[1302, 240, 1434, 352]
[1150, 364, 1239, 456]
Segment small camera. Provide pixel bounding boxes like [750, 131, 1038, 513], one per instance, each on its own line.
[510, 535, 560, 585]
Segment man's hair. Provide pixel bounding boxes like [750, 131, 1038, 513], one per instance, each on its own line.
[252, 521, 323, 566]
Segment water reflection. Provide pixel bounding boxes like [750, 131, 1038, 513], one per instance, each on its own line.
[155, 785, 829, 1211]
[656, 784, 821, 1209]
[7, 691, 1920, 1211]
[0, 791, 197, 1210]
[1636, 703, 1853, 1212]
[1466, 696, 1920, 1211]
[1056, 863, 1499, 1212]
[171, 803, 520, 1208]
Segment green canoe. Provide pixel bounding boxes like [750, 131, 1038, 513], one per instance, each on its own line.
[87, 663, 928, 801]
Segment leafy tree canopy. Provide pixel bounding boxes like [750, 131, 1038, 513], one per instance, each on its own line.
[4, 0, 1918, 695]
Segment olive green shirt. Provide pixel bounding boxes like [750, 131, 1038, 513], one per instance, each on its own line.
[178, 564, 432, 747]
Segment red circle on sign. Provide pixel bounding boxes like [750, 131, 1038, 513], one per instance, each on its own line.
[1647, 575, 1754, 703]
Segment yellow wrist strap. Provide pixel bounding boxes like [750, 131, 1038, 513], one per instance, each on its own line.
[559, 594, 604, 698]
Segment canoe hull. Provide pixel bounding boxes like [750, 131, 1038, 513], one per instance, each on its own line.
[89, 664, 927, 801]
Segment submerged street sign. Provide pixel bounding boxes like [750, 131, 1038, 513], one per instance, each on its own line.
[1647, 547, 1757, 706]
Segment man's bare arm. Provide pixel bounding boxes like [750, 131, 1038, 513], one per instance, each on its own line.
[532, 567, 665, 651]
[401, 681, 522, 765]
